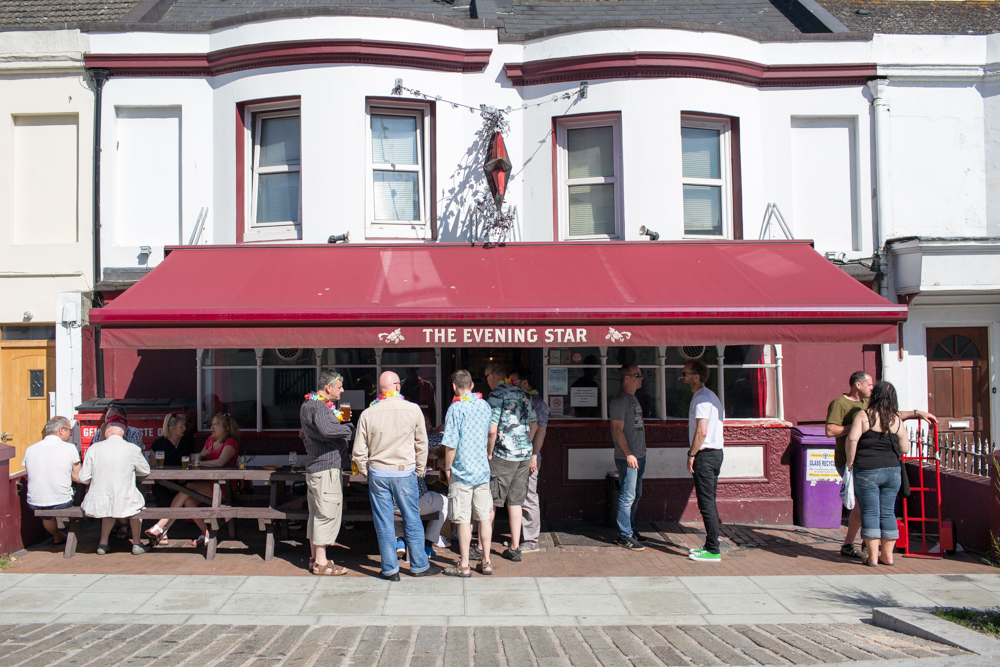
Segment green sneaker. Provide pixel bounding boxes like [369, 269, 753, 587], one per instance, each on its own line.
[688, 550, 721, 563]
[688, 547, 705, 554]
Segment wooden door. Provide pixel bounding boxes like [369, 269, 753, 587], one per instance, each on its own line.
[926, 327, 990, 442]
[0, 343, 56, 474]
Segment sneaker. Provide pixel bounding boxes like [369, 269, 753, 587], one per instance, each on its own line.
[632, 532, 649, 543]
[469, 544, 484, 561]
[688, 546, 706, 554]
[520, 541, 540, 554]
[615, 535, 645, 551]
[411, 563, 443, 577]
[840, 544, 865, 559]
[689, 550, 721, 563]
[424, 544, 435, 559]
[502, 544, 522, 562]
[396, 539, 406, 559]
[132, 543, 146, 555]
[96, 544, 109, 555]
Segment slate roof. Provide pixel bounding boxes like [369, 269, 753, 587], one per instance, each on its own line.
[817, 0, 1000, 35]
[0, 0, 135, 25]
[1, 0, 998, 37]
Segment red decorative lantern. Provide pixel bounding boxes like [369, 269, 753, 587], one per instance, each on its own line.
[484, 131, 512, 210]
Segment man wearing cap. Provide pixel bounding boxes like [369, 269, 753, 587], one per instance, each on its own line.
[94, 405, 144, 449]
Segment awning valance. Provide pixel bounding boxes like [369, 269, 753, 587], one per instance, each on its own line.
[90, 241, 907, 349]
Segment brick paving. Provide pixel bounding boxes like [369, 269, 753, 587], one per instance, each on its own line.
[4, 519, 992, 578]
[0, 621, 969, 666]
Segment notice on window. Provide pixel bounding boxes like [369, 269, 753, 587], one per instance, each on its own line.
[806, 450, 840, 482]
[548, 368, 568, 395]
[549, 396, 564, 417]
[570, 386, 598, 407]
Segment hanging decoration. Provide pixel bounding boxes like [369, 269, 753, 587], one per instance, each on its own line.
[392, 79, 588, 245]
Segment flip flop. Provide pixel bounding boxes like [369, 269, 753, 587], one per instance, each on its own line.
[312, 563, 349, 576]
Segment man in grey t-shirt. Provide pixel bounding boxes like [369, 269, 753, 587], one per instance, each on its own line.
[609, 363, 646, 551]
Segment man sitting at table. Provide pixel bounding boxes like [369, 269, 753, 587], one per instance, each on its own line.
[22, 416, 82, 545]
[301, 369, 355, 576]
[353, 371, 443, 581]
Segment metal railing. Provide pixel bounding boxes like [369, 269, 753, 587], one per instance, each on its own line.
[907, 427, 994, 478]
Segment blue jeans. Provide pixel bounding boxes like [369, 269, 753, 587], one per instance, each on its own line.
[368, 473, 430, 576]
[616, 456, 646, 539]
[853, 467, 901, 540]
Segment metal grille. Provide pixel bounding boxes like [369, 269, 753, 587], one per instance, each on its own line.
[909, 427, 994, 478]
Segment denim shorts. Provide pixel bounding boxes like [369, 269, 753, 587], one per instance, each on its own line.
[28, 500, 74, 511]
[853, 466, 901, 540]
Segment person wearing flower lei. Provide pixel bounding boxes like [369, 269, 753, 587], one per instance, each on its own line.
[509, 367, 549, 555]
[299, 370, 354, 576]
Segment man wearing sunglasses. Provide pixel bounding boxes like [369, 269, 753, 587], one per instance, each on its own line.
[609, 364, 647, 551]
[682, 360, 725, 563]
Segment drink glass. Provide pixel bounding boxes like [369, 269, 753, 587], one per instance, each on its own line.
[180, 456, 190, 469]
[237, 455, 247, 470]
[351, 460, 360, 476]
[191, 453, 201, 470]
[289, 451, 298, 468]
[340, 403, 352, 422]
[155, 451, 165, 469]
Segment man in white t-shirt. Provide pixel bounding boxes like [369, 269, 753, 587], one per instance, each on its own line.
[22, 416, 81, 544]
[682, 360, 724, 563]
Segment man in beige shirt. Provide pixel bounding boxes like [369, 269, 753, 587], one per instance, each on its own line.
[353, 371, 442, 581]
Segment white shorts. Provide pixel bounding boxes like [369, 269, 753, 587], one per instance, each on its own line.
[448, 481, 492, 524]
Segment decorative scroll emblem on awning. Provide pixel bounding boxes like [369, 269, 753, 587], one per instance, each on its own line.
[378, 328, 405, 344]
[484, 131, 512, 210]
[605, 327, 632, 343]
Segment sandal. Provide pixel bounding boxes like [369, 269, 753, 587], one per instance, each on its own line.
[862, 559, 878, 568]
[311, 563, 349, 576]
[477, 561, 493, 576]
[878, 558, 895, 567]
[145, 526, 165, 548]
[191, 535, 207, 548]
[114, 525, 129, 540]
[443, 566, 472, 578]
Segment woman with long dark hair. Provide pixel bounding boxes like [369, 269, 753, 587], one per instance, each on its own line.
[846, 381, 910, 567]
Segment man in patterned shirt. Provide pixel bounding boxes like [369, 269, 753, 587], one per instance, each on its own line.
[441, 369, 494, 576]
[510, 367, 548, 554]
[485, 361, 537, 562]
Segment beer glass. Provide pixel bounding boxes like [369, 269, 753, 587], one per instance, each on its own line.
[155, 451, 165, 469]
[181, 456, 190, 469]
[237, 455, 247, 470]
[191, 453, 201, 470]
[340, 403, 352, 422]
[289, 451, 298, 468]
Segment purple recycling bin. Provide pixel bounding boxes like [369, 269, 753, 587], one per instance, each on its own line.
[790, 426, 843, 528]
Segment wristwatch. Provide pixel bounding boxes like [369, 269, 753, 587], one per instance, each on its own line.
[687, 453, 696, 458]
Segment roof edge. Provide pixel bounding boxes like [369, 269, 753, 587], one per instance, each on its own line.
[499, 20, 873, 44]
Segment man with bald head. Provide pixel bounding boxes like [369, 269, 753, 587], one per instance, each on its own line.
[354, 371, 442, 580]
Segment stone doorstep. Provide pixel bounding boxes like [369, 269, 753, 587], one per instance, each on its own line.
[873, 607, 1000, 659]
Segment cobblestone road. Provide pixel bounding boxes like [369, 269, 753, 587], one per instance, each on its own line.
[0, 622, 966, 666]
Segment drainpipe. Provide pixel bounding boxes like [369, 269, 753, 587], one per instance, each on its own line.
[868, 78, 895, 382]
[89, 68, 110, 399]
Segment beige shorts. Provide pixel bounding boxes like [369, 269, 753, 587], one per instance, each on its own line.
[306, 469, 343, 546]
[448, 481, 492, 524]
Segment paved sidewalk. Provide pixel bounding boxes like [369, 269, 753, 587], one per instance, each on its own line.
[6, 521, 994, 578]
[1, 573, 998, 627]
[0, 621, 974, 667]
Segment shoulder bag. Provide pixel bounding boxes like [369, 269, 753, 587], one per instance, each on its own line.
[890, 424, 911, 498]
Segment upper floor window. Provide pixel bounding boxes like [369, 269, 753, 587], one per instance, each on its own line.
[681, 115, 732, 238]
[244, 100, 301, 241]
[555, 113, 623, 240]
[366, 99, 432, 239]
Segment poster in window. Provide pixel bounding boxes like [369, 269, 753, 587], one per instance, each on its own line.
[570, 386, 598, 407]
[549, 396, 564, 417]
[548, 368, 568, 395]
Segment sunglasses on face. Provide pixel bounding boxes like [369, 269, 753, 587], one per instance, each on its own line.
[626, 373, 643, 378]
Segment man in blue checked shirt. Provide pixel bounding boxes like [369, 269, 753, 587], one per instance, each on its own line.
[441, 369, 494, 577]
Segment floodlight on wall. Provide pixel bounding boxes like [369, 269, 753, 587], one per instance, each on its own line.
[328, 232, 351, 244]
[638, 225, 660, 241]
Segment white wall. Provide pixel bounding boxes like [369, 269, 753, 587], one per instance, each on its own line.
[11, 114, 79, 245]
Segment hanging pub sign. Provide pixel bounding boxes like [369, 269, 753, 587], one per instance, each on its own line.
[484, 131, 511, 210]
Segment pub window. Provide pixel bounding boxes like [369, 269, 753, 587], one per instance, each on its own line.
[542, 345, 781, 421]
[245, 101, 302, 241]
[366, 99, 432, 240]
[198, 348, 443, 432]
[555, 113, 624, 240]
[681, 115, 732, 238]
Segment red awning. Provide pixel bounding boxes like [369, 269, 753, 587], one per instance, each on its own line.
[91, 241, 906, 349]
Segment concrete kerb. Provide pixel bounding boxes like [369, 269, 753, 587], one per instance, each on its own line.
[873, 607, 1000, 659]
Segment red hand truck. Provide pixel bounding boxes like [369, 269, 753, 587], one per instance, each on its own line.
[900, 418, 944, 559]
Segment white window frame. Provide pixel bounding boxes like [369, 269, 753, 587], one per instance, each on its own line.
[555, 113, 624, 241]
[244, 101, 302, 242]
[681, 115, 733, 239]
[365, 99, 431, 240]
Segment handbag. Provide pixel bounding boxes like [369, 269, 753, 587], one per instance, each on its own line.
[840, 466, 855, 510]
[891, 429, 911, 498]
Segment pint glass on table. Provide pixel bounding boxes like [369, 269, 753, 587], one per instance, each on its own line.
[155, 451, 165, 469]
[180, 456, 190, 469]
